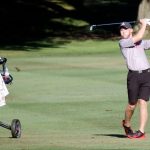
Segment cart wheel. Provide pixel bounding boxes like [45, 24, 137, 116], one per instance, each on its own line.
[11, 119, 21, 138]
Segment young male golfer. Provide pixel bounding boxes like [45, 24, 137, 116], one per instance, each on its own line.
[119, 19, 150, 139]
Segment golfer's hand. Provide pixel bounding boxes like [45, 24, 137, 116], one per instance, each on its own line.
[139, 19, 147, 26]
[132, 18, 147, 43]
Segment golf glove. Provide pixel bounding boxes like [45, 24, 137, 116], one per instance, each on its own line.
[146, 19, 150, 25]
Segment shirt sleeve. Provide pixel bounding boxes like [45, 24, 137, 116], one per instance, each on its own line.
[142, 40, 150, 50]
[119, 38, 135, 48]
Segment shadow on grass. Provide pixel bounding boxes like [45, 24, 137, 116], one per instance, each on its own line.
[94, 133, 127, 138]
[0, 37, 71, 51]
[0, 25, 119, 51]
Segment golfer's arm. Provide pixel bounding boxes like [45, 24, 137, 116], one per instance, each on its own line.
[132, 24, 147, 43]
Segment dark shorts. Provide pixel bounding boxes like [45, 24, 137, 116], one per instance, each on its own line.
[127, 69, 150, 105]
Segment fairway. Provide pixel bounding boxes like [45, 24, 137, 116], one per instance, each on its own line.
[0, 40, 150, 150]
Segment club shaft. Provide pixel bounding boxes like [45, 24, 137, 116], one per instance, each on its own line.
[92, 21, 136, 27]
[90, 21, 136, 31]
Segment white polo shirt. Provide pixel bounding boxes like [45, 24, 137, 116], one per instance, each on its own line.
[119, 38, 150, 71]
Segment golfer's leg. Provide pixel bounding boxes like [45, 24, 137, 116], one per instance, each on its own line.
[139, 99, 148, 133]
[126, 71, 138, 127]
[124, 104, 136, 127]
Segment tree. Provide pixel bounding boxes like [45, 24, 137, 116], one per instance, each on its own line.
[0, 0, 142, 45]
[137, 0, 150, 36]
[138, 0, 150, 19]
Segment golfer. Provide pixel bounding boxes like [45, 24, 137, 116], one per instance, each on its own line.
[119, 19, 150, 139]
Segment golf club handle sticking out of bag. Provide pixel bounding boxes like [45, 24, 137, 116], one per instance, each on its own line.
[0, 57, 13, 84]
[89, 19, 150, 31]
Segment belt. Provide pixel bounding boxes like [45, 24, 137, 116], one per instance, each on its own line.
[129, 68, 150, 73]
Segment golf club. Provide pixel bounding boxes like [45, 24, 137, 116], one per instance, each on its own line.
[90, 19, 150, 31]
[0, 57, 13, 84]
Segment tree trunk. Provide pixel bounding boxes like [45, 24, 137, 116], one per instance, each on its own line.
[138, 0, 150, 19]
[138, 0, 150, 36]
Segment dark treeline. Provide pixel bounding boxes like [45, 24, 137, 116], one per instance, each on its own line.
[0, 0, 142, 47]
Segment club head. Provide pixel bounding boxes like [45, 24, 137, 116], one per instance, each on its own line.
[90, 25, 96, 31]
[90, 25, 93, 31]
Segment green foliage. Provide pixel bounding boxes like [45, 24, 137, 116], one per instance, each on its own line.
[51, 17, 88, 27]
[0, 0, 140, 45]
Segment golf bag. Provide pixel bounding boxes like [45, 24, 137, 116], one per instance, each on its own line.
[0, 57, 21, 138]
[0, 57, 13, 84]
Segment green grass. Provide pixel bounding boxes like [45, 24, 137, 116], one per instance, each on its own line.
[0, 40, 150, 150]
[0, 39, 119, 57]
